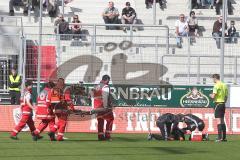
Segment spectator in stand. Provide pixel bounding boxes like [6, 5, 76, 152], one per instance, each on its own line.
[54, 14, 70, 34]
[145, 0, 164, 9]
[145, 0, 151, 8]
[215, 0, 233, 15]
[187, 11, 199, 44]
[43, 0, 58, 17]
[175, 14, 189, 48]
[191, 0, 197, 9]
[32, 0, 40, 10]
[206, 0, 215, 9]
[121, 2, 137, 32]
[102, 1, 119, 30]
[227, 21, 237, 43]
[192, 0, 214, 9]
[64, 0, 73, 4]
[212, 16, 227, 49]
[197, 0, 206, 8]
[9, 0, 28, 16]
[71, 15, 82, 40]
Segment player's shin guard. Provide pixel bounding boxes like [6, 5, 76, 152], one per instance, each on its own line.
[221, 124, 226, 140]
[217, 124, 222, 140]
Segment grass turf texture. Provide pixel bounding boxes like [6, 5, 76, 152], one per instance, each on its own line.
[0, 132, 239, 160]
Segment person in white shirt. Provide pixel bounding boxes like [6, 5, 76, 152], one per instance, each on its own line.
[175, 14, 189, 48]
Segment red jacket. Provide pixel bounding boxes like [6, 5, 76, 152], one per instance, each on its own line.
[92, 82, 110, 109]
[36, 87, 55, 119]
[20, 89, 33, 115]
[63, 86, 74, 111]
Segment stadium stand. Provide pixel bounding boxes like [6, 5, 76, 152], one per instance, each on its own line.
[0, 0, 240, 103]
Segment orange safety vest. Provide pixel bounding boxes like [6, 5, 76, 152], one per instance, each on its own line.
[49, 87, 63, 104]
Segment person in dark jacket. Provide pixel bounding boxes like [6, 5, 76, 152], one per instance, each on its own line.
[227, 21, 237, 43]
[121, 2, 137, 32]
[148, 113, 184, 141]
[181, 114, 209, 141]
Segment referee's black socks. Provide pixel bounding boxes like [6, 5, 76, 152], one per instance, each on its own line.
[221, 124, 226, 140]
[217, 124, 222, 140]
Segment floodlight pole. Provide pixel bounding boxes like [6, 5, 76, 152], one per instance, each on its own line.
[153, 0, 156, 25]
[220, 0, 227, 81]
[37, 0, 43, 95]
[62, 0, 65, 15]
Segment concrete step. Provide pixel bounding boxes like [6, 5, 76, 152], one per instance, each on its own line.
[0, 92, 11, 105]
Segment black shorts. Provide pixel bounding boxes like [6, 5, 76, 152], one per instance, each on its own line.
[214, 103, 225, 118]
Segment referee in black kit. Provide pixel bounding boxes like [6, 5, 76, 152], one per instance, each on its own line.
[209, 74, 228, 142]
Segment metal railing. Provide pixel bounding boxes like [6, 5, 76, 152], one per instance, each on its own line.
[1, 23, 240, 93]
[57, 23, 170, 54]
[0, 16, 23, 35]
[161, 54, 240, 85]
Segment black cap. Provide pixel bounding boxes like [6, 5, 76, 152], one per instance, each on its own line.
[102, 75, 110, 81]
[126, 2, 130, 6]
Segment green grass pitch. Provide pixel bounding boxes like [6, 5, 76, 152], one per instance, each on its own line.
[0, 132, 240, 160]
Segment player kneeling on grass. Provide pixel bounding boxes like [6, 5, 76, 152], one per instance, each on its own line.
[148, 113, 184, 141]
[180, 114, 209, 141]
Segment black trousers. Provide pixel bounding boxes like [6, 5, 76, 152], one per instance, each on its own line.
[216, 1, 232, 14]
[103, 16, 119, 30]
[10, 90, 21, 105]
[145, 0, 163, 6]
[156, 121, 172, 140]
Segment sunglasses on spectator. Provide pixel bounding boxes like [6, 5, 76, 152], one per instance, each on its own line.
[180, 17, 184, 18]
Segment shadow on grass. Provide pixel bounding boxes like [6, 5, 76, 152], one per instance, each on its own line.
[0, 148, 209, 158]
[0, 146, 209, 158]
[112, 136, 144, 142]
